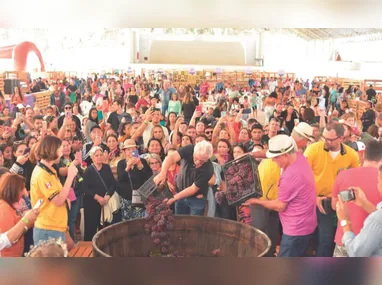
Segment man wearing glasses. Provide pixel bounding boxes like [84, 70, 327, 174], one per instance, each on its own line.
[57, 102, 82, 131]
[304, 121, 360, 257]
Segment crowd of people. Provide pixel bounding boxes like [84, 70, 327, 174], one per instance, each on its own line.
[0, 72, 381, 257]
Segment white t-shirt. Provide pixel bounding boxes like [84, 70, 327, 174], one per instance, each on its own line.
[330, 150, 340, 159]
[318, 95, 326, 110]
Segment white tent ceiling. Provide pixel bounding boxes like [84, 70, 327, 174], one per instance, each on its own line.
[2, 28, 382, 45]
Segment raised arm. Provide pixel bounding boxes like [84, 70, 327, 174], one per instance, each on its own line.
[131, 108, 153, 141]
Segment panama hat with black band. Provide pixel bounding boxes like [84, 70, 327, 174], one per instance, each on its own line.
[294, 122, 315, 142]
[266, 135, 297, 158]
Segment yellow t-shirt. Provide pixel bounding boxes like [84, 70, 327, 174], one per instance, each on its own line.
[30, 163, 68, 233]
[304, 141, 360, 197]
[258, 158, 281, 201]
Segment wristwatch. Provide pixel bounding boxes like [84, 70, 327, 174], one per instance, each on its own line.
[340, 220, 350, 227]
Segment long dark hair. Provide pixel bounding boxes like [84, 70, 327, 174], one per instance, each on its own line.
[147, 138, 165, 160]
[217, 138, 233, 162]
[119, 122, 131, 137]
[166, 112, 177, 128]
[88, 107, 99, 124]
[106, 134, 121, 157]
[13, 86, 24, 102]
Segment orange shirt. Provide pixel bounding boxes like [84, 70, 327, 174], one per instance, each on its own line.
[118, 134, 129, 143]
[0, 200, 24, 257]
[92, 82, 98, 94]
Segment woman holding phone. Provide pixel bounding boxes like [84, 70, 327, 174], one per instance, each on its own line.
[9, 142, 36, 191]
[104, 134, 124, 179]
[7, 149, 36, 255]
[0, 174, 38, 257]
[57, 139, 82, 242]
[117, 139, 152, 221]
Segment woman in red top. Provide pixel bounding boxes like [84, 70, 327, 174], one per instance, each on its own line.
[0, 173, 31, 257]
[10, 86, 24, 107]
[136, 89, 151, 111]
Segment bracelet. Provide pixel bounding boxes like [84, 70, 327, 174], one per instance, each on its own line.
[21, 216, 29, 225]
[144, 121, 149, 125]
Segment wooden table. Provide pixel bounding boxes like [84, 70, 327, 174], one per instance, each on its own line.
[69, 241, 93, 257]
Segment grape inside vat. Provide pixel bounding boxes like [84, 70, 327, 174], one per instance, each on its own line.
[92, 215, 271, 257]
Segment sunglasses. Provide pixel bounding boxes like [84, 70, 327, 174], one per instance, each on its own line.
[65, 107, 72, 110]
[150, 161, 160, 165]
[205, 131, 213, 135]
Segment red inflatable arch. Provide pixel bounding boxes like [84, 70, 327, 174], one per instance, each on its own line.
[0, 41, 45, 71]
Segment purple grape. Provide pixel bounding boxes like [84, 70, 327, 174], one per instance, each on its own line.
[161, 246, 169, 254]
[152, 238, 161, 245]
[212, 248, 221, 257]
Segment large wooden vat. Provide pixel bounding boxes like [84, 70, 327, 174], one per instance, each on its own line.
[93, 215, 271, 257]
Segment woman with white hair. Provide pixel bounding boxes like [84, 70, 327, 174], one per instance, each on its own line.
[154, 140, 214, 216]
[146, 154, 162, 174]
[82, 147, 116, 241]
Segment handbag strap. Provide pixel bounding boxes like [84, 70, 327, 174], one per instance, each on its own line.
[126, 166, 135, 191]
[92, 164, 109, 195]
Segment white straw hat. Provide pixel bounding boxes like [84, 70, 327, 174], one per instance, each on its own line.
[294, 122, 315, 142]
[266, 135, 296, 158]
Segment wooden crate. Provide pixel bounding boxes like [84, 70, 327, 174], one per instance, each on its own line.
[47, 71, 66, 82]
[34, 90, 51, 109]
[0, 72, 4, 94]
[0, 71, 29, 95]
[364, 79, 382, 94]
[357, 101, 368, 120]
[342, 78, 362, 90]
[69, 241, 93, 257]
[313, 76, 342, 86]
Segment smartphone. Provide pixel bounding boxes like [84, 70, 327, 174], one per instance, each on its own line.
[196, 105, 202, 112]
[339, 189, 355, 202]
[65, 111, 72, 118]
[33, 199, 43, 210]
[42, 121, 47, 130]
[132, 149, 139, 158]
[23, 147, 30, 155]
[16, 112, 22, 119]
[221, 111, 227, 118]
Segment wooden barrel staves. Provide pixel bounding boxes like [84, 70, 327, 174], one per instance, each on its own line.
[92, 215, 271, 257]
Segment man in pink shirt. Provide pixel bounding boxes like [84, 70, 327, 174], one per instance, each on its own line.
[331, 140, 382, 256]
[246, 135, 317, 257]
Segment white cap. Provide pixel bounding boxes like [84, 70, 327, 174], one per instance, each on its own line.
[356, 141, 366, 152]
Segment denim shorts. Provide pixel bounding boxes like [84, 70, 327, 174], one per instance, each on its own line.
[33, 228, 66, 245]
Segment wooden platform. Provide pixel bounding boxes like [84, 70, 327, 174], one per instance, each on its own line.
[69, 241, 94, 257]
